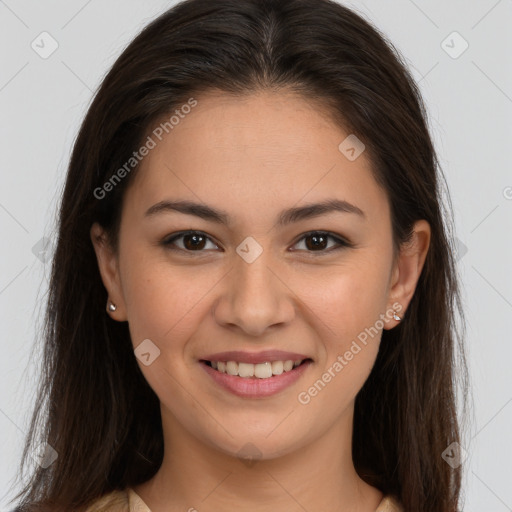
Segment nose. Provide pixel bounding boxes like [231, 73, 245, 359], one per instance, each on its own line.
[212, 249, 296, 337]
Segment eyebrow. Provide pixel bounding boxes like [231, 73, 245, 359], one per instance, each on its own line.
[144, 198, 365, 226]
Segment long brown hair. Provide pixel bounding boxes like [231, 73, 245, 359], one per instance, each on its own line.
[10, 1, 468, 510]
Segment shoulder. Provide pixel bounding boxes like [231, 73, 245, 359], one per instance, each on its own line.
[9, 489, 135, 512]
[83, 489, 130, 512]
[376, 494, 403, 512]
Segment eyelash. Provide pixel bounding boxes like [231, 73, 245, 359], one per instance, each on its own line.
[161, 230, 353, 256]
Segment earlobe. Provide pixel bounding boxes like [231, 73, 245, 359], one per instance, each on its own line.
[385, 220, 431, 329]
[90, 223, 127, 321]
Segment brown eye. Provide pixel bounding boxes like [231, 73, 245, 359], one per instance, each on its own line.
[163, 231, 219, 252]
[292, 231, 351, 253]
[305, 232, 328, 250]
[182, 233, 206, 250]
[162, 230, 351, 255]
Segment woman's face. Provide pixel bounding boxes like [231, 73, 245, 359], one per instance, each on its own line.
[92, 90, 428, 460]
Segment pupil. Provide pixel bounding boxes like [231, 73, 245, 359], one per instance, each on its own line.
[184, 233, 205, 250]
[306, 233, 327, 250]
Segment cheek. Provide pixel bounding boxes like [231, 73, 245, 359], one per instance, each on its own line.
[294, 271, 387, 415]
[296, 254, 391, 380]
[300, 258, 390, 335]
[118, 250, 217, 349]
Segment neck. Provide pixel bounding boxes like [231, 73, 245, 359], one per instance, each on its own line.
[134, 404, 383, 512]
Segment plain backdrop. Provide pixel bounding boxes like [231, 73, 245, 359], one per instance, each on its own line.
[1, 1, 511, 510]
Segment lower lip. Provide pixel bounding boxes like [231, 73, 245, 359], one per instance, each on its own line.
[200, 360, 312, 398]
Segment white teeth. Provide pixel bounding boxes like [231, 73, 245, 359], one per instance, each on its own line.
[271, 360, 283, 375]
[283, 360, 294, 372]
[254, 362, 273, 378]
[210, 359, 305, 378]
[226, 361, 238, 375]
[238, 362, 255, 377]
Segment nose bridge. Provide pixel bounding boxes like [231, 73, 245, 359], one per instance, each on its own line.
[214, 239, 295, 335]
[236, 250, 277, 304]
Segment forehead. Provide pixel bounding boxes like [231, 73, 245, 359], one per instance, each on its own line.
[123, 90, 389, 227]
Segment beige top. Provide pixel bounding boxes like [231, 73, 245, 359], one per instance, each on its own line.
[85, 487, 403, 511]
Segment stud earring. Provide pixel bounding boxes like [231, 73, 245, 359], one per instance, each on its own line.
[107, 300, 117, 312]
[392, 310, 402, 321]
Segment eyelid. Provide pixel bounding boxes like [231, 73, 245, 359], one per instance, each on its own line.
[161, 230, 353, 254]
[290, 231, 353, 253]
[162, 230, 221, 251]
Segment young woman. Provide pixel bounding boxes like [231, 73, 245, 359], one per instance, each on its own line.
[10, 0, 468, 510]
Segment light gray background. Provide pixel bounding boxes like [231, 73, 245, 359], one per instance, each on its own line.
[1, 1, 511, 510]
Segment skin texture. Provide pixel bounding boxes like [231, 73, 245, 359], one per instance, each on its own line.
[91, 90, 430, 512]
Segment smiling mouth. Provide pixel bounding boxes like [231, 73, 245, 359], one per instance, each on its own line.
[200, 359, 313, 379]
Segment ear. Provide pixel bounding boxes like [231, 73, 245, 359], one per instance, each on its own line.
[384, 219, 431, 329]
[90, 222, 127, 321]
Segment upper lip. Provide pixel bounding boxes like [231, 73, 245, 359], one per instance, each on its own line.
[200, 350, 312, 364]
